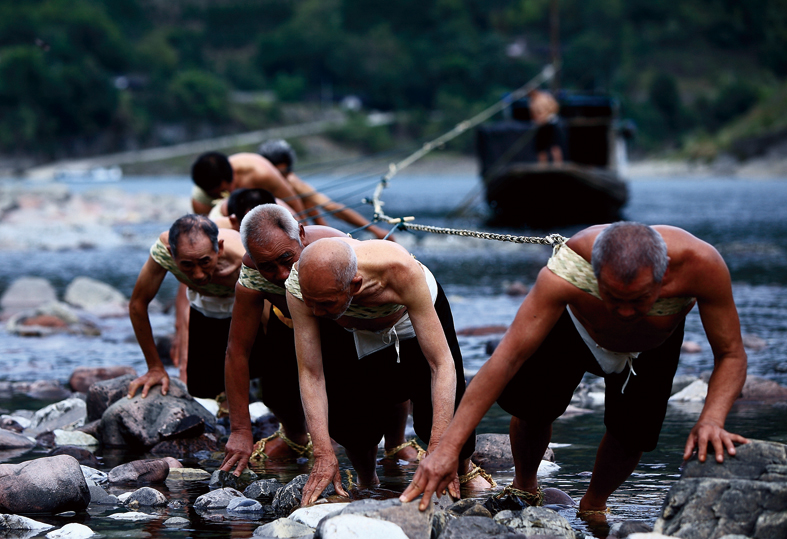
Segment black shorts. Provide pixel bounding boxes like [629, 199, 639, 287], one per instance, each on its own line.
[186, 307, 265, 399]
[253, 311, 303, 415]
[318, 283, 476, 460]
[497, 309, 684, 452]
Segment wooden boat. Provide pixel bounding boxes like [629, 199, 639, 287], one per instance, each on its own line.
[476, 93, 630, 228]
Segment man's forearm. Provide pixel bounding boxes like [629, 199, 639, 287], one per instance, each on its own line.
[129, 300, 165, 371]
[225, 346, 252, 433]
[428, 361, 457, 446]
[701, 352, 747, 425]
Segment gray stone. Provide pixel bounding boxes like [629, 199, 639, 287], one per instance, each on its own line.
[272, 474, 339, 517]
[53, 430, 98, 447]
[0, 455, 90, 513]
[337, 498, 433, 539]
[6, 301, 100, 337]
[163, 517, 190, 527]
[0, 428, 35, 450]
[85, 374, 135, 421]
[447, 499, 492, 518]
[88, 485, 118, 505]
[472, 433, 554, 470]
[25, 398, 87, 436]
[255, 517, 314, 537]
[655, 439, 787, 539]
[438, 516, 515, 539]
[289, 504, 349, 528]
[0, 514, 55, 531]
[315, 514, 408, 538]
[494, 506, 576, 538]
[107, 512, 159, 521]
[740, 375, 787, 401]
[80, 465, 108, 485]
[194, 487, 244, 510]
[0, 277, 57, 316]
[431, 510, 457, 539]
[100, 380, 215, 448]
[108, 459, 170, 483]
[245, 478, 284, 503]
[610, 520, 653, 538]
[45, 522, 95, 539]
[166, 468, 211, 481]
[49, 447, 99, 468]
[0, 416, 25, 433]
[125, 487, 167, 506]
[64, 276, 126, 315]
[210, 468, 258, 490]
[149, 433, 221, 457]
[68, 366, 137, 394]
[227, 497, 264, 513]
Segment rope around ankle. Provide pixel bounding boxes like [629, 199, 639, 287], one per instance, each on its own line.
[250, 424, 313, 461]
[459, 462, 497, 487]
[383, 439, 426, 460]
[494, 485, 544, 506]
[577, 507, 611, 517]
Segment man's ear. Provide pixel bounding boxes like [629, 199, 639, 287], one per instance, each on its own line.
[348, 274, 363, 294]
[217, 238, 224, 255]
[229, 214, 239, 231]
[299, 224, 306, 244]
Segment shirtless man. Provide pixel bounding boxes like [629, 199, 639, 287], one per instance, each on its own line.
[190, 151, 306, 217]
[128, 215, 257, 398]
[285, 236, 493, 506]
[258, 139, 391, 239]
[219, 204, 415, 467]
[401, 222, 748, 515]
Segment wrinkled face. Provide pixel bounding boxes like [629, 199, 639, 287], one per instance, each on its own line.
[302, 280, 353, 320]
[173, 234, 219, 286]
[597, 265, 661, 322]
[249, 230, 302, 287]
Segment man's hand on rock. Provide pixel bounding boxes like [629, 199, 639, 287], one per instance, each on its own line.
[400, 444, 459, 511]
[301, 454, 347, 506]
[127, 367, 169, 399]
[220, 430, 253, 476]
[683, 419, 749, 463]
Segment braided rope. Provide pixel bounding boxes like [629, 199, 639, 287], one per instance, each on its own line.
[383, 439, 427, 461]
[459, 463, 497, 487]
[494, 485, 545, 506]
[250, 424, 313, 461]
[395, 221, 567, 246]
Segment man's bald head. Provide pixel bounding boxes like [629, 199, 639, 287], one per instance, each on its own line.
[299, 238, 358, 294]
[592, 222, 668, 285]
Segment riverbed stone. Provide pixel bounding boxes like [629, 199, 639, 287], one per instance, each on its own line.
[471, 433, 554, 470]
[447, 499, 492, 518]
[150, 433, 221, 457]
[316, 514, 408, 539]
[166, 467, 211, 481]
[125, 486, 167, 506]
[0, 277, 57, 317]
[53, 429, 98, 447]
[45, 522, 95, 539]
[108, 459, 170, 483]
[64, 276, 127, 316]
[107, 511, 159, 521]
[25, 398, 87, 436]
[245, 478, 284, 503]
[431, 510, 456, 539]
[290, 503, 349, 528]
[81, 465, 108, 485]
[68, 366, 137, 394]
[88, 484, 118, 505]
[336, 498, 433, 539]
[0, 514, 55, 531]
[654, 439, 787, 539]
[0, 416, 25, 432]
[438, 515, 515, 539]
[494, 506, 576, 538]
[0, 455, 90, 513]
[194, 487, 244, 510]
[739, 375, 787, 401]
[48, 446, 100, 467]
[610, 520, 654, 537]
[100, 380, 216, 448]
[668, 379, 708, 403]
[6, 301, 101, 337]
[254, 517, 314, 537]
[85, 374, 135, 421]
[272, 474, 340, 517]
[227, 497, 264, 513]
[164, 517, 190, 527]
[0, 427, 35, 449]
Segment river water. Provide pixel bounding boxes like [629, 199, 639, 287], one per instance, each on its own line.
[1, 173, 786, 538]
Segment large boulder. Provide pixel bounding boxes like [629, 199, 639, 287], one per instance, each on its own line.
[471, 433, 554, 470]
[86, 374, 135, 421]
[0, 277, 57, 317]
[108, 459, 171, 483]
[655, 439, 787, 539]
[493, 506, 576, 538]
[316, 514, 410, 539]
[0, 455, 90, 513]
[25, 398, 87, 437]
[6, 302, 100, 337]
[64, 277, 127, 317]
[99, 379, 215, 448]
[68, 367, 137, 394]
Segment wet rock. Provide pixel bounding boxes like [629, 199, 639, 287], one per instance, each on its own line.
[494, 506, 576, 538]
[64, 276, 127, 317]
[610, 520, 653, 537]
[48, 446, 100, 468]
[681, 340, 702, 353]
[0, 277, 57, 317]
[0, 455, 90, 513]
[0, 514, 55, 532]
[6, 302, 100, 337]
[669, 379, 708, 403]
[160, 456, 182, 469]
[107, 512, 158, 521]
[740, 375, 787, 402]
[671, 375, 700, 396]
[438, 515, 514, 539]
[100, 380, 216, 448]
[289, 503, 348, 528]
[160, 414, 206, 439]
[447, 499, 492, 518]
[86, 374, 135, 421]
[337, 498, 433, 539]
[166, 468, 211, 481]
[54, 430, 98, 447]
[35, 431, 56, 449]
[164, 517, 190, 527]
[25, 398, 87, 437]
[210, 468, 258, 490]
[227, 497, 263, 513]
[194, 487, 244, 510]
[0, 416, 25, 433]
[76, 419, 101, 439]
[0, 428, 35, 450]
[149, 433, 221, 458]
[272, 474, 340, 517]
[68, 366, 137, 394]
[45, 522, 95, 539]
[542, 487, 577, 507]
[88, 484, 118, 505]
[471, 433, 554, 470]
[125, 487, 167, 506]
[108, 459, 170, 483]
[244, 478, 284, 503]
[655, 439, 787, 539]
[24, 380, 72, 401]
[254, 517, 314, 537]
[431, 510, 456, 539]
[316, 514, 408, 539]
[80, 465, 108, 485]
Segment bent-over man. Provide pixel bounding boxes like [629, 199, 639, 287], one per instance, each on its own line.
[401, 222, 748, 516]
[219, 204, 415, 469]
[285, 236, 494, 506]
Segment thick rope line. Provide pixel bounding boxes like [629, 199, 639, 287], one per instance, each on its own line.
[398, 222, 567, 245]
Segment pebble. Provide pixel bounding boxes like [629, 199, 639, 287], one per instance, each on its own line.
[45, 523, 95, 539]
[163, 517, 190, 528]
[108, 512, 159, 522]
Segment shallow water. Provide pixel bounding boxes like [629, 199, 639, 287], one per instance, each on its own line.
[1, 173, 787, 537]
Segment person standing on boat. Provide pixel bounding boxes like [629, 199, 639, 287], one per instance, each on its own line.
[284, 236, 495, 506]
[529, 90, 564, 164]
[219, 204, 417, 465]
[258, 139, 391, 239]
[400, 222, 748, 519]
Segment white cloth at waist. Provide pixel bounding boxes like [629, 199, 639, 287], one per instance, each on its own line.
[187, 288, 234, 319]
[351, 263, 438, 360]
[567, 306, 640, 393]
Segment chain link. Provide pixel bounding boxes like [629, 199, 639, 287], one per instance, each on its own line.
[398, 222, 566, 245]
